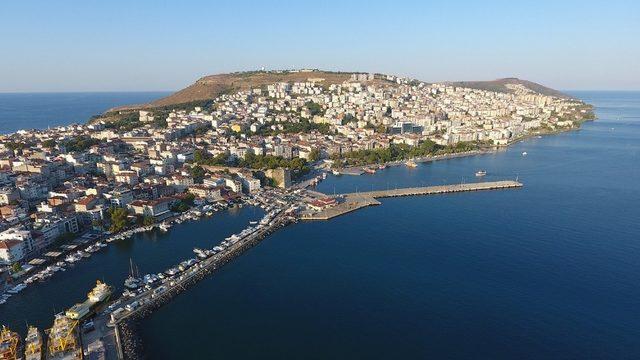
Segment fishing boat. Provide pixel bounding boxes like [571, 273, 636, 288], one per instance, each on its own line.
[24, 325, 42, 360]
[46, 314, 82, 360]
[0, 325, 21, 360]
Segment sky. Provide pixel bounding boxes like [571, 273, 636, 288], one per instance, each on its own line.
[1, 0, 638, 92]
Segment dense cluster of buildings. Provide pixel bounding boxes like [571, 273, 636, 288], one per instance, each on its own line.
[0, 71, 591, 269]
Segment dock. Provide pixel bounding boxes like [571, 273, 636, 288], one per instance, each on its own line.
[341, 180, 523, 199]
[303, 180, 522, 221]
[302, 195, 381, 220]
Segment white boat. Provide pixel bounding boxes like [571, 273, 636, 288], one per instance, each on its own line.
[522, 151, 528, 156]
[475, 170, 487, 177]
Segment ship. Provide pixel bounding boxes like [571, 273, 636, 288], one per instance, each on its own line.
[24, 326, 42, 360]
[0, 325, 21, 360]
[46, 314, 82, 360]
[475, 170, 487, 177]
[405, 160, 418, 168]
[65, 281, 113, 321]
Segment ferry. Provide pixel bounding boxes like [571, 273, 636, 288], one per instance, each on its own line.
[475, 170, 487, 177]
[0, 325, 21, 360]
[24, 326, 42, 360]
[65, 280, 113, 320]
[46, 313, 82, 360]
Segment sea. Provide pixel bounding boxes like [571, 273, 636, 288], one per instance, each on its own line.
[1, 91, 639, 359]
[0, 92, 170, 134]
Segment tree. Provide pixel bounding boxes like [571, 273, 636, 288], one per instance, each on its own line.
[11, 262, 22, 274]
[308, 148, 321, 162]
[189, 165, 206, 184]
[42, 139, 57, 148]
[143, 215, 155, 226]
[305, 101, 324, 116]
[109, 207, 129, 233]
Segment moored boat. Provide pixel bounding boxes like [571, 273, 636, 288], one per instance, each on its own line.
[46, 314, 82, 360]
[24, 325, 42, 360]
[0, 325, 21, 360]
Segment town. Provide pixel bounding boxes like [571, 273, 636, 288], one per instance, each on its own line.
[0, 70, 593, 287]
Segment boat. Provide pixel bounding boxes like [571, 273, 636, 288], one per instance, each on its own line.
[522, 151, 528, 156]
[475, 170, 487, 177]
[378, 164, 387, 170]
[66, 280, 113, 320]
[405, 160, 418, 168]
[46, 313, 82, 360]
[331, 170, 341, 176]
[24, 326, 42, 360]
[124, 259, 141, 290]
[0, 325, 21, 360]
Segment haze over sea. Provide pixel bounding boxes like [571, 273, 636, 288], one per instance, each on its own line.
[1, 91, 639, 359]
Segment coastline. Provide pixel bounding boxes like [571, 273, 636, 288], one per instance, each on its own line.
[334, 116, 597, 174]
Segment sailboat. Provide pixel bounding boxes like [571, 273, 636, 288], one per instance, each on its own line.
[124, 259, 141, 290]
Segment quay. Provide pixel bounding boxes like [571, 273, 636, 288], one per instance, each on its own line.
[302, 195, 381, 220]
[341, 180, 523, 199]
[303, 180, 522, 221]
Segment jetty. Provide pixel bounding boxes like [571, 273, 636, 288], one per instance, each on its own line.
[341, 180, 522, 198]
[303, 180, 522, 220]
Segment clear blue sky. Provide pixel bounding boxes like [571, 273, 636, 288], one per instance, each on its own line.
[1, 0, 638, 92]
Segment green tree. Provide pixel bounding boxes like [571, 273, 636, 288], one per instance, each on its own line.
[108, 207, 129, 233]
[143, 215, 155, 226]
[11, 262, 22, 274]
[189, 165, 206, 184]
[308, 148, 321, 162]
[42, 139, 57, 148]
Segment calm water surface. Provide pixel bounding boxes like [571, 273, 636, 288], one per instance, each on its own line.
[0, 92, 170, 134]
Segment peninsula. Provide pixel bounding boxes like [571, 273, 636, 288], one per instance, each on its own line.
[0, 69, 593, 359]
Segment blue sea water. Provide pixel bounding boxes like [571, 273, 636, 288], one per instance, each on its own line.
[0, 92, 170, 134]
[0, 91, 639, 359]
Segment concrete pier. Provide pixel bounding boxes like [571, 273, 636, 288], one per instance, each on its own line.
[302, 195, 381, 220]
[342, 180, 523, 199]
[304, 180, 522, 221]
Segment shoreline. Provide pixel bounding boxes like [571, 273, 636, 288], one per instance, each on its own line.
[333, 118, 596, 175]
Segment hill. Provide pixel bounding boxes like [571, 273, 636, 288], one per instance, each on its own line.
[121, 70, 358, 110]
[100, 71, 575, 124]
[448, 78, 574, 99]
